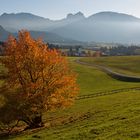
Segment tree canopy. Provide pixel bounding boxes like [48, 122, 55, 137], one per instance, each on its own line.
[0, 30, 78, 130]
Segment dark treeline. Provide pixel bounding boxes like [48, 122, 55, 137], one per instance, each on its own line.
[1, 41, 140, 56]
[47, 43, 60, 49]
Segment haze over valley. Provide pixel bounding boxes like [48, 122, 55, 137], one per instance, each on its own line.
[1, 11, 140, 44]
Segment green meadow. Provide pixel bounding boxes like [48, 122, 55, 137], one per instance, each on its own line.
[1, 56, 140, 140]
[80, 56, 140, 77]
[10, 91, 140, 140]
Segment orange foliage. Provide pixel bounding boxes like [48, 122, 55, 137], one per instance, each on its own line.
[2, 30, 78, 115]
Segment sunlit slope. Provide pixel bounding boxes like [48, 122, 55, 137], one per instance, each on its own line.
[9, 90, 140, 140]
[80, 56, 140, 77]
[5, 57, 140, 140]
[71, 60, 140, 95]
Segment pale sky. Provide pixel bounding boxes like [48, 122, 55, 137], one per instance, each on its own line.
[0, 0, 140, 19]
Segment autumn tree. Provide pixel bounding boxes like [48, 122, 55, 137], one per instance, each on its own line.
[0, 30, 78, 129]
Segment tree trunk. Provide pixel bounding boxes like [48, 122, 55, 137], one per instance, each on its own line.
[24, 115, 44, 129]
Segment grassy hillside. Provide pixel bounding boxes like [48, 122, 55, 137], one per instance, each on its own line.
[1, 56, 140, 139]
[80, 56, 140, 77]
[9, 90, 140, 140]
[71, 61, 140, 95]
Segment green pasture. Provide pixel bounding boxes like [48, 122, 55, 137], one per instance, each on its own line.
[71, 60, 140, 95]
[80, 56, 140, 77]
[9, 90, 140, 140]
[1, 56, 140, 140]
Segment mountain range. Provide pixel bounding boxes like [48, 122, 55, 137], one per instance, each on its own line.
[0, 25, 80, 44]
[0, 11, 140, 44]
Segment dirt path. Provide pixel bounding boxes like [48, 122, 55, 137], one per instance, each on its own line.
[75, 59, 140, 100]
[76, 59, 140, 82]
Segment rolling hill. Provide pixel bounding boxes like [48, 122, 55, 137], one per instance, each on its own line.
[0, 25, 80, 44]
[51, 12, 140, 43]
[13, 31, 80, 44]
[1, 11, 140, 43]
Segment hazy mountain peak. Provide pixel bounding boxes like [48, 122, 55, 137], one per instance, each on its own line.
[0, 12, 46, 20]
[75, 12, 85, 16]
[66, 11, 85, 19]
[94, 11, 137, 17]
[88, 11, 140, 22]
[1, 13, 15, 17]
[1, 11, 140, 43]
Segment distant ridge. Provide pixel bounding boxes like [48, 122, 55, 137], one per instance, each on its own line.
[88, 11, 140, 22]
[0, 25, 81, 44]
[1, 12, 47, 20]
[66, 12, 85, 19]
[1, 11, 139, 20]
[1, 11, 140, 43]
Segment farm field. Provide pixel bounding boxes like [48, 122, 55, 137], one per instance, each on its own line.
[71, 60, 140, 95]
[1, 56, 140, 140]
[9, 91, 140, 140]
[80, 56, 140, 77]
